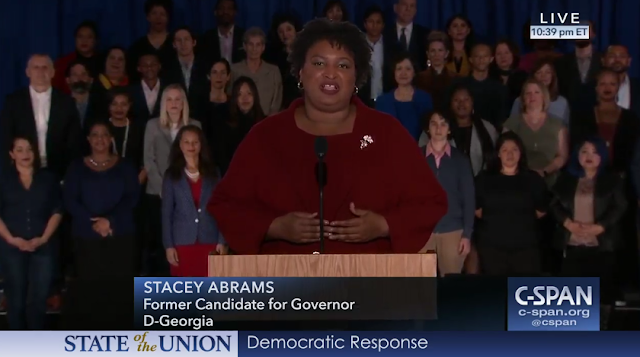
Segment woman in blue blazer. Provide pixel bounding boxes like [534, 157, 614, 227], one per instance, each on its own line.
[376, 52, 433, 141]
[162, 125, 227, 277]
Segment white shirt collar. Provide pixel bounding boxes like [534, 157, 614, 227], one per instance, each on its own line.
[29, 86, 52, 98]
[621, 74, 630, 86]
[397, 22, 413, 33]
[142, 79, 160, 92]
[218, 25, 235, 38]
[367, 36, 383, 46]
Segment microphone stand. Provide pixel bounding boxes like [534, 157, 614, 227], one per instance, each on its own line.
[318, 158, 325, 254]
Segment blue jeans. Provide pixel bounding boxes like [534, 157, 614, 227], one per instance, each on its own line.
[0, 240, 54, 329]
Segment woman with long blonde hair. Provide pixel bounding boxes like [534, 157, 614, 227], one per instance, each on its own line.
[143, 84, 201, 276]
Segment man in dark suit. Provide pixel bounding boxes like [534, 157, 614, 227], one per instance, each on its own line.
[65, 60, 104, 131]
[384, 0, 429, 72]
[602, 44, 640, 118]
[1, 55, 82, 310]
[165, 27, 208, 120]
[129, 53, 165, 124]
[358, 5, 397, 107]
[197, 0, 245, 68]
[556, 21, 601, 109]
[1, 54, 82, 179]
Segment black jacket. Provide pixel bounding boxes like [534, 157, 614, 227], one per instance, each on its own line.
[550, 171, 628, 251]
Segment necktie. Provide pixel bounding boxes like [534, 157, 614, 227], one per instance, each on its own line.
[399, 28, 407, 51]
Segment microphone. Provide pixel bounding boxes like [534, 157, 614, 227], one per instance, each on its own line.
[314, 137, 328, 254]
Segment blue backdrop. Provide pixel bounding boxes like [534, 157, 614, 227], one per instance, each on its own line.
[1, 0, 639, 110]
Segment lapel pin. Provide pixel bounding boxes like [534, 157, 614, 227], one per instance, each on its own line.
[360, 135, 373, 149]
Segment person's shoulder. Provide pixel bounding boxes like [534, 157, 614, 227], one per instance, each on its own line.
[54, 52, 76, 66]
[481, 119, 497, 132]
[522, 169, 546, 184]
[503, 114, 521, 129]
[37, 169, 60, 185]
[414, 23, 429, 34]
[545, 114, 565, 128]
[366, 105, 412, 138]
[449, 146, 466, 160]
[264, 61, 280, 71]
[599, 170, 625, 187]
[414, 88, 432, 100]
[244, 108, 294, 140]
[146, 118, 160, 128]
[188, 118, 202, 128]
[115, 156, 137, 172]
[556, 95, 569, 105]
[6, 87, 29, 101]
[375, 91, 394, 104]
[52, 88, 75, 104]
[66, 158, 86, 174]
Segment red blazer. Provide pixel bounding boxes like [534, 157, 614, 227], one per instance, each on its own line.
[53, 52, 77, 94]
[208, 97, 447, 254]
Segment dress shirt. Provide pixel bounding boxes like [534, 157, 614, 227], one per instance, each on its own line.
[219, 26, 234, 63]
[29, 86, 52, 167]
[180, 59, 193, 91]
[0, 168, 62, 240]
[170, 124, 179, 141]
[396, 22, 413, 49]
[426, 142, 451, 168]
[142, 79, 161, 114]
[76, 99, 89, 127]
[576, 56, 591, 83]
[617, 75, 631, 109]
[367, 37, 384, 100]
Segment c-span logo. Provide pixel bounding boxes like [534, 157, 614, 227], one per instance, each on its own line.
[507, 277, 600, 331]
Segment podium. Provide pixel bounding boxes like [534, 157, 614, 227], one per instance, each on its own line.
[208, 254, 437, 277]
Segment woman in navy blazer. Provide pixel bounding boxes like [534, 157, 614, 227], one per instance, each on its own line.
[376, 53, 433, 141]
[162, 125, 227, 277]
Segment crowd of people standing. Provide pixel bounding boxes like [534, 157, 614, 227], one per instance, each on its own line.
[0, 0, 638, 331]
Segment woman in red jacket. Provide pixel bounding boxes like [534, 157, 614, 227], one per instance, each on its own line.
[208, 19, 447, 255]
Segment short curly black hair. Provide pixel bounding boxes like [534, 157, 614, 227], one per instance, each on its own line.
[288, 18, 371, 88]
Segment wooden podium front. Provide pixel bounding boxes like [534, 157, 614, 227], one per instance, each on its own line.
[208, 254, 437, 277]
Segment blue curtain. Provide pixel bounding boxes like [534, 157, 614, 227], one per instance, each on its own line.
[0, 0, 639, 110]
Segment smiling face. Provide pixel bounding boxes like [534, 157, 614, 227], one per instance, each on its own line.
[298, 40, 356, 112]
[105, 48, 126, 77]
[179, 129, 201, 159]
[88, 124, 112, 154]
[451, 89, 473, 118]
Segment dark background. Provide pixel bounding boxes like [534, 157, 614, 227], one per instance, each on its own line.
[0, 0, 639, 110]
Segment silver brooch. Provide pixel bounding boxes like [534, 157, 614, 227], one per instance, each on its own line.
[360, 135, 373, 149]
